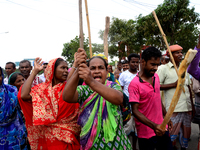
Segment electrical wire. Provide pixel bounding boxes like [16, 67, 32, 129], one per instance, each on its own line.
[5, 0, 101, 31]
[5, 0, 145, 31]
[125, 0, 157, 8]
[123, 0, 153, 13]
[110, 0, 140, 13]
[29, 0, 138, 18]
[191, 2, 200, 5]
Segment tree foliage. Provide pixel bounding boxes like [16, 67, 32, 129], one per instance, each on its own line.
[91, 43, 104, 54]
[136, 0, 200, 53]
[61, 36, 104, 65]
[99, 0, 200, 57]
[62, 36, 89, 65]
[99, 17, 141, 59]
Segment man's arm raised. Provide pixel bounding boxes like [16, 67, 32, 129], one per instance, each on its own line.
[21, 57, 43, 101]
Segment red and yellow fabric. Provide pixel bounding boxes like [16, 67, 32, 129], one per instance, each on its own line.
[18, 58, 80, 150]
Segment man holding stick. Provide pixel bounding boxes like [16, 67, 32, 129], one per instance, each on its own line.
[157, 45, 192, 150]
[129, 47, 173, 150]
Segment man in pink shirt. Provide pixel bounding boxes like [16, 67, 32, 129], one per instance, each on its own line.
[128, 47, 173, 150]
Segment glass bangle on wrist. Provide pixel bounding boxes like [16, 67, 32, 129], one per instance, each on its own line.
[72, 66, 77, 70]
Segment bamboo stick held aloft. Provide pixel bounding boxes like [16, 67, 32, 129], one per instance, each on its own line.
[152, 11, 185, 93]
[84, 0, 92, 58]
[79, 0, 84, 48]
[160, 49, 197, 130]
[104, 16, 110, 59]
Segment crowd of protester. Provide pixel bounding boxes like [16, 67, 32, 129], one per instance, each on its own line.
[1, 34, 200, 150]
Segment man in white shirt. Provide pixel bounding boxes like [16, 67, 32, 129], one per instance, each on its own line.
[39, 61, 48, 82]
[4, 62, 16, 84]
[119, 53, 140, 150]
[157, 45, 192, 150]
[119, 54, 140, 97]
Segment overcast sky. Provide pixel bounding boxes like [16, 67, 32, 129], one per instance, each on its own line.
[0, 0, 200, 68]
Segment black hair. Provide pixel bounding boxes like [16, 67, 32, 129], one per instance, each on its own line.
[54, 58, 65, 71]
[87, 56, 108, 70]
[128, 53, 140, 62]
[122, 60, 129, 64]
[161, 55, 169, 61]
[6, 62, 16, 69]
[9, 73, 24, 85]
[161, 56, 165, 61]
[117, 61, 122, 65]
[142, 47, 162, 62]
[19, 60, 32, 67]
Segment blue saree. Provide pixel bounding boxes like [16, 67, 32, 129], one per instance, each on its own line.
[0, 67, 29, 150]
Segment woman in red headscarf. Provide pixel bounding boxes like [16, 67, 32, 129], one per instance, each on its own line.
[18, 57, 80, 150]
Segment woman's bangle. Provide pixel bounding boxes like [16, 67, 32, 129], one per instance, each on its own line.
[31, 70, 38, 76]
[72, 66, 77, 70]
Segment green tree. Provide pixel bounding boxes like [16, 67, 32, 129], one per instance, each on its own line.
[62, 36, 89, 65]
[99, 17, 141, 60]
[135, 0, 200, 52]
[91, 43, 104, 54]
[108, 60, 116, 66]
[62, 36, 104, 65]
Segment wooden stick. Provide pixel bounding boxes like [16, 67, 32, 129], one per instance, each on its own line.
[160, 49, 197, 130]
[84, 0, 92, 58]
[79, 0, 84, 48]
[104, 16, 110, 59]
[152, 11, 185, 93]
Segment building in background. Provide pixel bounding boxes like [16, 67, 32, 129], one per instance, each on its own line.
[15, 58, 35, 68]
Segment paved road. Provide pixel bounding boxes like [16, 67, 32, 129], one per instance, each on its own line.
[135, 123, 199, 150]
[182, 123, 199, 150]
[169, 123, 199, 150]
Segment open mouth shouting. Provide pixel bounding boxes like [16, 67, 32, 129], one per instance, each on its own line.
[94, 75, 101, 82]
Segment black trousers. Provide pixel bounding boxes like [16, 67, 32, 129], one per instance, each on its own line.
[138, 131, 173, 150]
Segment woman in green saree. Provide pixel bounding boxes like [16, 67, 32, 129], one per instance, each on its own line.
[63, 48, 132, 150]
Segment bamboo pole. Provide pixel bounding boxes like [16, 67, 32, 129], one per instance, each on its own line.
[152, 11, 185, 93]
[79, 0, 84, 48]
[84, 0, 92, 58]
[160, 49, 197, 130]
[104, 16, 110, 59]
